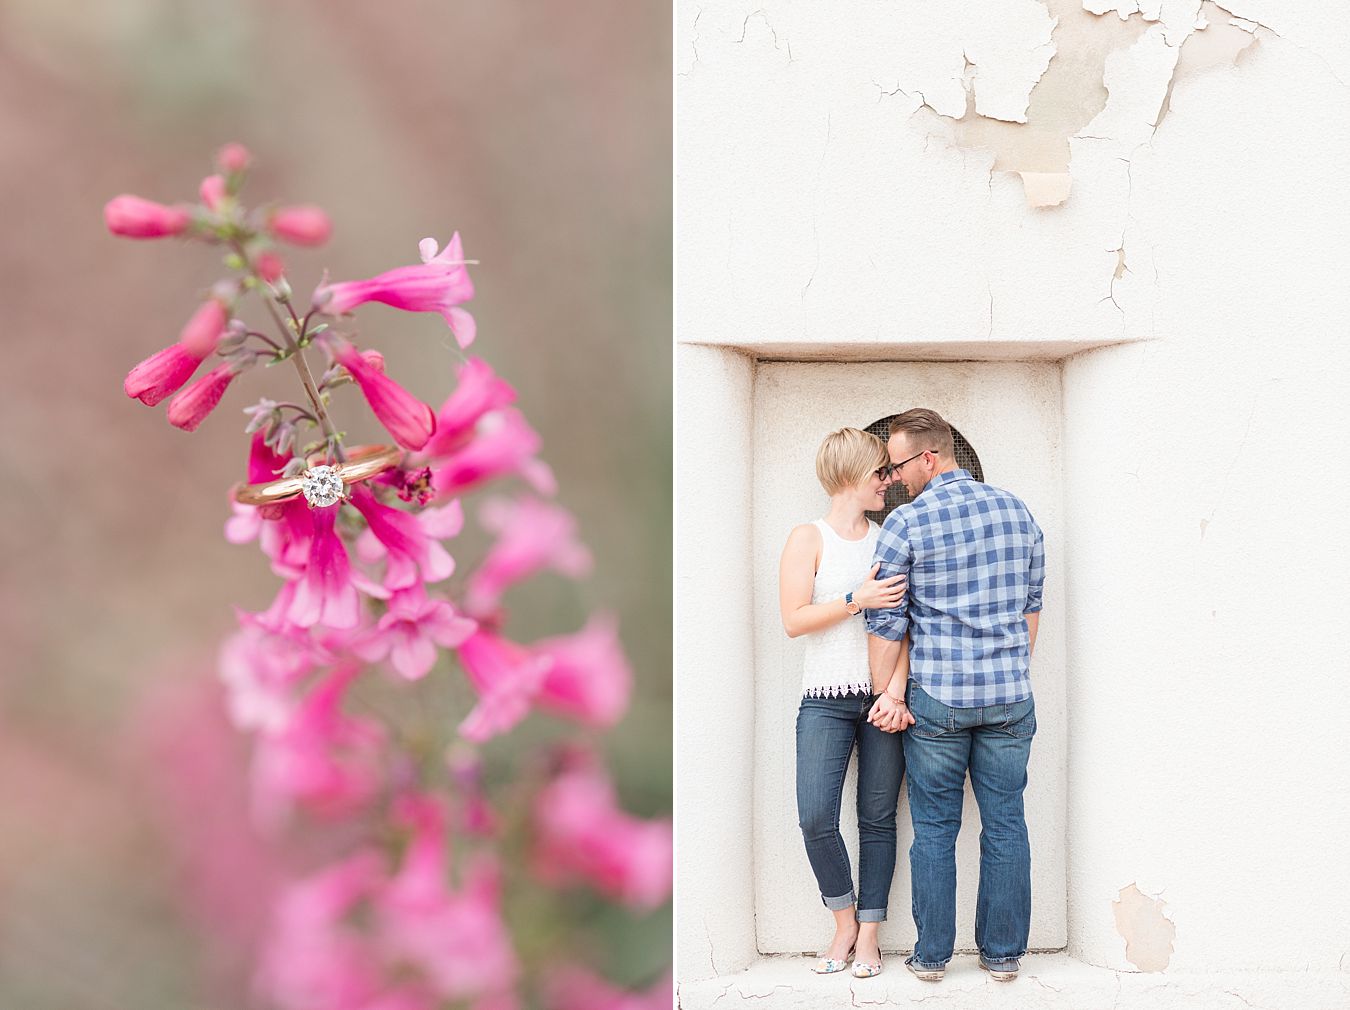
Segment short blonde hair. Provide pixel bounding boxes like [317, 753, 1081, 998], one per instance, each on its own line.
[815, 427, 888, 495]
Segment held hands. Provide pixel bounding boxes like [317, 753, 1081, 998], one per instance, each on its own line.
[852, 563, 907, 610]
[868, 693, 915, 733]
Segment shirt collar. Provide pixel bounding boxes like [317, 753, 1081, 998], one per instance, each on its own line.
[920, 468, 972, 496]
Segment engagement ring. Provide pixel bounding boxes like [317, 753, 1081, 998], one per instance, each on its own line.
[234, 444, 402, 508]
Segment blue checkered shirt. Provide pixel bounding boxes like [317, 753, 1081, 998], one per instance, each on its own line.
[865, 469, 1044, 708]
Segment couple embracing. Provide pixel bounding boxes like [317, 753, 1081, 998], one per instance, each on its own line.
[778, 408, 1045, 983]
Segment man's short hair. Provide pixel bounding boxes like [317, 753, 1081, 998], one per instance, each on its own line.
[815, 427, 888, 496]
[888, 408, 956, 460]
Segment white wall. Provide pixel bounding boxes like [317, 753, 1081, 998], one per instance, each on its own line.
[750, 361, 1067, 954]
[677, 0, 1350, 984]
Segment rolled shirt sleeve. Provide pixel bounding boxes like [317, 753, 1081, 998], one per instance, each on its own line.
[865, 514, 912, 641]
[1023, 522, 1045, 614]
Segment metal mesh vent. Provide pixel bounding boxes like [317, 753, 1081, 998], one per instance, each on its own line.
[863, 415, 983, 524]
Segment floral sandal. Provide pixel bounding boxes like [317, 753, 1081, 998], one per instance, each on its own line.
[851, 952, 883, 978]
[812, 945, 856, 974]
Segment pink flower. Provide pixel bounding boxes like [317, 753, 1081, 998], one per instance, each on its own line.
[430, 409, 556, 499]
[199, 174, 227, 211]
[287, 505, 362, 630]
[465, 497, 592, 613]
[269, 205, 333, 246]
[104, 194, 191, 238]
[375, 794, 518, 1002]
[216, 142, 252, 175]
[348, 485, 455, 590]
[533, 753, 672, 911]
[331, 340, 435, 451]
[179, 296, 230, 357]
[546, 969, 673, 1010]
[421, 358, 516, 458]
[218, 620, 318, 732]
[534, 614, 632, 728]
[456, 628, 551, 742]
[251, 664, 386, 826]
[257, 851, 388, 1010]
[313, 234, 476, 348]
[124, 342, 205, 406]
[167, 361, 242, 432]
[354, 585, 476, 681]
[256, 250, 286, 283]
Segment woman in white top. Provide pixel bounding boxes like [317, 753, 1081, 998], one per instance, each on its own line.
[779, 427, 908, 979]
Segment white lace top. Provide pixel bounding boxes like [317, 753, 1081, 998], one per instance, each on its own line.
[800, 518, 879, 698]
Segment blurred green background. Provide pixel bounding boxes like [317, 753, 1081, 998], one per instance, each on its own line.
[0, 1, 670, 1006]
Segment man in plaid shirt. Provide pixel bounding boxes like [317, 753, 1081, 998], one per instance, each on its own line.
[863, 408, 1044, 984]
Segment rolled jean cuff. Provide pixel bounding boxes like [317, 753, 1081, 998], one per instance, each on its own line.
[856, 907, 887, 923]
[979, 951, 1024, 968]
[906, 955, 949, 970]
[821, 890, 856, 911]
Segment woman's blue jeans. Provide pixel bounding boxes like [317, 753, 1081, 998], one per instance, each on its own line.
[795, 691, 905, 923]
[903, 682, 1035, 970]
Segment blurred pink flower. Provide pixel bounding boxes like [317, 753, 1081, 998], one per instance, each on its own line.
[533, 755, 672, 911]
[269, 205, 333, 246]
[534, 614, 632, 728]
[104, 194, 191, 238]
[546, 968, 673, 1010]
[348, 485, 455, 591]
[167, 361, 243, 432]
[465, 497, 592, 613]
[421, 358, 516, 458]
[430, 409, 556, 499]
[218, 622, 314, 733]
[251, 664, 385, 826]
[256, 250, 286, 282]
[354, 585, 476, 681]
[331, 340, 435, 451]
[180, 296, 231, 357]
[199, 174, 228, 211]
[257, 851, 388, 1010]
[124, 341, 205, 406]
[456, 628, 551, 742]
[313, 234, 476, 348]
[216, 142, 252, 175]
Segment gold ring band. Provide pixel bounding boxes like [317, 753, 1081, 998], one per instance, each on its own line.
[235, 444, 403, 507]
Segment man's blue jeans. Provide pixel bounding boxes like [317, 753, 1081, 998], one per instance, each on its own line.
[903, 682, 1035, 970]
[795, 691, 905, 922]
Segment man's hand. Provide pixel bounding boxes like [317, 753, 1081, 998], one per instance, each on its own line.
[868, 694, 915, 733]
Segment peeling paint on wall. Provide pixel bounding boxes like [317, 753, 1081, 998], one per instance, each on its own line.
[1113, 883, 1177, 971]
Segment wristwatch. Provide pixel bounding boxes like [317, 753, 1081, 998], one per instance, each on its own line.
[844, 592, 862, 616]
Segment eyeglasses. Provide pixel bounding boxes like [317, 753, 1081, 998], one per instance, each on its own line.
[885, 449, 938, 478]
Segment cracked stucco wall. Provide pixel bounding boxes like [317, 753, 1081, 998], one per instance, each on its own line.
[678, 0, 1350, 980]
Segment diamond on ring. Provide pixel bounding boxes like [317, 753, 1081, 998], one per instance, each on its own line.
[300, 465, 345, 508]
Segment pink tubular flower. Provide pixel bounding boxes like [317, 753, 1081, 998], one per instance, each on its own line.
[256, 250, 286, 283]
[430, 409, 556, 499]
[534, 614, 632, 728]
[218, 620, 317, 733]
[179, 295, 230, 357]
[251, 664, 386, 826]
[457, 628, 551, 742]
[124, 342, 205, 406]
[167, 361, 243, 432]
[330, 340, 435, 451]
[546, 969, 673, 1010]
[354, 585, 476, 681]
[269, 205, 333, 246]
[313, 234, 476, 348]
[347, 485, 455, 590]
[199, 174, 227, 211]
[376, 794, 518, 1003]
[465, 497, 592, 614]
[421, 358, 516, 458]
[104, 194, 191, 238]
[287, 505, 362, 630]
[532, 754, 672, 911]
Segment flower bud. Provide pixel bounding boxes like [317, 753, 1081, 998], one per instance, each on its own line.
[267, 205, 332, 247]
[255, 250, 286, 283]
[216, 142, 252, 175]
[103, 195, 191, 239]
[167, 362, 245, 432]
[179, 297, 231, 357]
[199, 174, 227, 212]
[269, 276, 293, 302]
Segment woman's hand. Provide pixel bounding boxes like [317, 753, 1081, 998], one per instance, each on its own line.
[852, 562, 906, 610]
